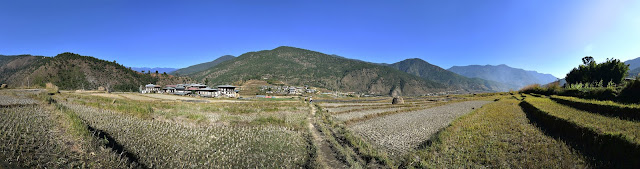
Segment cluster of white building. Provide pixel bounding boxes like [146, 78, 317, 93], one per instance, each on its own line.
[141, 83, 238, 98]
[260, 85, 316, 95]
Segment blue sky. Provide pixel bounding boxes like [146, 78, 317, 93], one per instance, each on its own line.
[1, 0, 639, 78]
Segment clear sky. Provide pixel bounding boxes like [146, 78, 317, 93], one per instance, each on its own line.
[1, 0, 639, 78]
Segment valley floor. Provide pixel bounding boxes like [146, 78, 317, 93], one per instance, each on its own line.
[1, 89, 637, 168]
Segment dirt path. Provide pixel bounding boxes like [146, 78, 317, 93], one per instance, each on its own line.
[307, 103, 348, 168]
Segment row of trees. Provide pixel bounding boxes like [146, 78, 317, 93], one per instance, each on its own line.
[565, 56, 629, 85]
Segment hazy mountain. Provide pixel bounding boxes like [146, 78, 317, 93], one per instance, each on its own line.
[171, 55, 236, 76]
[625, 57, 640, 71]
[447, 64, 558, 90]
[0, 53, 188, 91]
[625, 57, 640, 77]
[131, 67, 177, 74]
[189, 46, 449, 96]
[388, 58, 513, 92]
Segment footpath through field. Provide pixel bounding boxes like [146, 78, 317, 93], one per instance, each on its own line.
[307, 103, 348, 168]
[349, 100, 491, 156]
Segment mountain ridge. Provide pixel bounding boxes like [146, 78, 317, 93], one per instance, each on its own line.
[448, 64, 557, 90]
[625, 57, 640, 77]
[188, 46, 450, 96]
[0, 53, 188, 91]
[388, 58, 513, 92]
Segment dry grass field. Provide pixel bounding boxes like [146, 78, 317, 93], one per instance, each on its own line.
[2, 89, 638, 168]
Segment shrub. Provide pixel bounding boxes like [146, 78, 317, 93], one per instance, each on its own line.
[45, 82, 59, 95]
[617, 79, 640, 103]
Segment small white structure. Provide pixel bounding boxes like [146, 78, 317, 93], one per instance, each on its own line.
[141, 84, 161, 94]
[196, 87, 218, 97]
[217, 85, 237, 97]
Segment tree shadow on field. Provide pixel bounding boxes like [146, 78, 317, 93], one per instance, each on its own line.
[87, 125, 147, 168]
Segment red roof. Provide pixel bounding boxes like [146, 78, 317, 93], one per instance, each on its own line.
[187, 87, 199, 90]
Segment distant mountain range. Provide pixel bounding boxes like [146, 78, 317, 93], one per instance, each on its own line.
[1, 46, 568, 95]
[387, 58, 511, 92]
[171, 55, 235, 76]
[448, 64, 558, 90]
[131, 67, 178, 74]
[625, 57, 640, 77]
[0, 53, 188, 91]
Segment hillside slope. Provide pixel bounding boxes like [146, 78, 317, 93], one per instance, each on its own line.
[448, 64, 557, 90]
[190, 46, 448, 96]
[625, 57, 640, 71]
[625, 57, 640, 78]
[172, 55, 235, 76]
[388, 58, 512, 92]
[131, 67, 178, 74]
[0, 53, 189, 91]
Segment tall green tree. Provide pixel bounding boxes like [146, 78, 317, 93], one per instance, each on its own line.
[566, 56, 629, 85]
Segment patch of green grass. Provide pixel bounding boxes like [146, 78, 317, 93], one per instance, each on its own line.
[55, 103, 90, 138]
[251, 116, 286, 126]
[186, 114, 206, 123]
[403, 98, 587, 168]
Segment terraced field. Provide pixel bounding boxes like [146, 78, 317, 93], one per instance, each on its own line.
[348, 100, 491, 155]
[522, 96, 640, 167]
[4, 88, 639, 168]
[0, 91, 133, 168]
[404, 98, 588, 168]
[63, 103, 309, 168]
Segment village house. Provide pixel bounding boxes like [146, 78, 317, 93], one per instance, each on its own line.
[196, 87, 218, 97]
[260, 85, 315, 95]
[174, 84, 189, 95]
[141, 84, 161, 94]
[143, 83, 237, 98]
[161, 85, 177, 93]
[217, 85, 237, 97]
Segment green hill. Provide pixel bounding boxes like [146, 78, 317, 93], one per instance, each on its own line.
[0, 53, 188, 91]
[189, 46, 448, 96]
[172, 55, 235, 76]
[388, 58, 511, 92]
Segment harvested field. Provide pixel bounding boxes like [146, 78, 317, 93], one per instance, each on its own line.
[319, 102, 390, 107]
[334, 107, 404, 121]
[349, 100, 491, 156]
[90, 93, 125, 99]
[143, 93, 203, 101]
[0, 93, 134, 168]
[0, 95, 38, 106]
[324, 106, 381, 114]
[116, 93, 159, 101]
[61, 102, 310, 168]
[405, 98, 588, 168]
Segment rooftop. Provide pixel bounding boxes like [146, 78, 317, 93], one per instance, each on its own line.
[217, 85, 236, 88]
